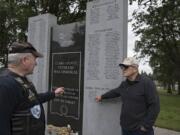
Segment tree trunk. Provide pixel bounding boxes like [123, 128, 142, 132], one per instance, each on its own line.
[178, 81, 180, 95]
[167, 83, 172, 94]
[172, 83, 175, 91]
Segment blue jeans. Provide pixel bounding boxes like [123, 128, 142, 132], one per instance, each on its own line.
[122, 128, 154, 135]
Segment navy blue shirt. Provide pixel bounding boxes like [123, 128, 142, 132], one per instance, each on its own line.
[101, 74, 160, 130]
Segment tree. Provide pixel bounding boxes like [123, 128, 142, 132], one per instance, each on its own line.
[0, 0, 88, 66]
[131, 0, 180, 94]
[39, 0, 87, 24]
[0, 1, 16, 67]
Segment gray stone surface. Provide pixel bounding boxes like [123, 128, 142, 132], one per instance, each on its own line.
[83, 0, 127, 135]
[28, 14, 57, 93]
[28, 13, 57, 118]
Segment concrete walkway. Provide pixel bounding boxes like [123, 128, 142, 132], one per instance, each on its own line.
[154, 127, 180, 135]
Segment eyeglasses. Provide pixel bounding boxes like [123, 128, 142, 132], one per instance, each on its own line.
[120, 65, 130, 70]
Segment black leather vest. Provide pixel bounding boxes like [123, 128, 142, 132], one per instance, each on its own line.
[11, 76, 45, 135]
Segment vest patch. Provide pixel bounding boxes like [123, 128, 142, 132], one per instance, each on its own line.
[30, 105, 41, 119]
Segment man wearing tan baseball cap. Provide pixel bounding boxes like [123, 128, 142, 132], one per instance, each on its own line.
[96, 57, 160, 135]
[119, 57, 139, 81]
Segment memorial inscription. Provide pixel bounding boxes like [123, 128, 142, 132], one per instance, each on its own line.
[50, 52, 81, 119]
[48, 22, 85, 135]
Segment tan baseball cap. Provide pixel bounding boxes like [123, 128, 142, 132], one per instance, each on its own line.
[119, 57, 139, 67]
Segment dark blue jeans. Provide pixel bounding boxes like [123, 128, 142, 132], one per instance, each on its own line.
[122, 128, 154, 135]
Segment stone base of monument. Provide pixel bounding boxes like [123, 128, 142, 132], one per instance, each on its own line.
[45, 124, 78, 135]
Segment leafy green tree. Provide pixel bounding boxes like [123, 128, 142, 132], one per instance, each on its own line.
[0, 0, 87, 66]
[132, 0, 180, 94]
[0, 1, 15, 66]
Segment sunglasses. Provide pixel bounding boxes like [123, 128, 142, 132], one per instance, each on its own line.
[120, 65, 130, 70]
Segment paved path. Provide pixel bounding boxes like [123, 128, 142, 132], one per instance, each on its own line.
[154, 127, 180, 135]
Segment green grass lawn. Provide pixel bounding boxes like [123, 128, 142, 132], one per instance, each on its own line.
[155, 89, 180, 131]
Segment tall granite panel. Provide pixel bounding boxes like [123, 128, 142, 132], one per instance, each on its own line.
[48, 22, 85, 135]
[83, 0, 128, 135]
[28, 14, 57, 120]
[28, 14, 57, 94]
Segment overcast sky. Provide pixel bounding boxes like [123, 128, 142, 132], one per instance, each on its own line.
[128, 3, 153, 74]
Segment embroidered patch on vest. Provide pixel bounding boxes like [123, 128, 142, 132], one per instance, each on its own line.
[30, 105, 41, 119]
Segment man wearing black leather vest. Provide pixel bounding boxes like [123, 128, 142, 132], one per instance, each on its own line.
[0, 42, 64, 135]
